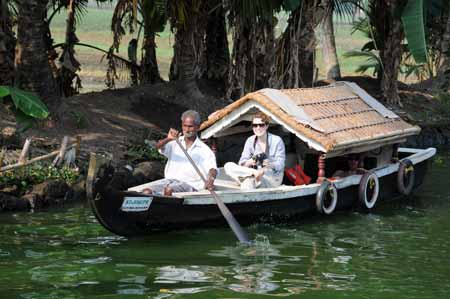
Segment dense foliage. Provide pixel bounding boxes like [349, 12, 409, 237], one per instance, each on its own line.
[125, 144, 167, 164]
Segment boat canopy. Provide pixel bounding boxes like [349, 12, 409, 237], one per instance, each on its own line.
[200, 82, 420, 157]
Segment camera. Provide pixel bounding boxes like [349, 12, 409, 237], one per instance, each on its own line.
[252, 153, 267, 169]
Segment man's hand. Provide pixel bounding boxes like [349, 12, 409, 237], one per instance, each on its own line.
[243, 159, 256, 168]
[167, 128, 179, 140]
[205, 176, 215, 191]
[156, 128, 179, 150]
[204, 168, 217, 191]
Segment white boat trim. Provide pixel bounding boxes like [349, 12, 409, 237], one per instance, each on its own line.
[176, 147, 436, 205]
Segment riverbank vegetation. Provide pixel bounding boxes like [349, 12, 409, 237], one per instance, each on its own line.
[1, 0, 450, 211]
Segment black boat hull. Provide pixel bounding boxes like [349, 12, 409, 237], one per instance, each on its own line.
[89, 158, 430, 237]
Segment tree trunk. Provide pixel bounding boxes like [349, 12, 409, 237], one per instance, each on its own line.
[203, 0, 229, 82]
[0, 0, 15, 85]
[227, 18, 275, 100]
[272, 2, 320, 89]
[434, 9, 450, 91]
[374, 0, 405, 106]
[169, 0, 207, 81]
[15, 0, 60, 108]
[141, 29, 162, 84]
[59, 0, 81, 97]
[320, 0, 341, 80]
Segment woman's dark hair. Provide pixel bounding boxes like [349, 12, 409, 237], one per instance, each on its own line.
[253, 111, 271, 124]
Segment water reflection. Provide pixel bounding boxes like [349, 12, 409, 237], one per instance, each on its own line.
[152, 235, 328, 296]
[1, 151, 449, 298]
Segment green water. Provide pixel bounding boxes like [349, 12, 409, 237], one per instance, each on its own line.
[1, 152, 450, 299]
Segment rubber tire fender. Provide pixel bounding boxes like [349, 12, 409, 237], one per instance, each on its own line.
[358, 171, 380, 209]
[316, 180, 338, 215]
[397, 159, 415, 195]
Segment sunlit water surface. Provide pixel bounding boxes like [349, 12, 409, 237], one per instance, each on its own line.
[1, 150, 450, 299]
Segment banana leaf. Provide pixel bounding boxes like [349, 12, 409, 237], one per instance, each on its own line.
[0, 86, 49, 119]
[401, 0, 427, 64]
[13, 109, 36, 132]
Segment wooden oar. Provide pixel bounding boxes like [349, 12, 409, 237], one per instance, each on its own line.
[174, 137, 250, 244]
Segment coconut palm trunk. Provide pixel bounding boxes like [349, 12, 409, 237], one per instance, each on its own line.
[15, 0, 60, 108]
[227, 18, 275, 100]
[169, 0, 207, 81]
[434, 9, 450, 91]
[141, 29, 162, 84]
[60, 0, 81, 96]
[203, 0, 229, 82]
[374, 0, 405, 106]
[320, 0, 341, 80]
[0, 0, 15, 85]
[272, 2, 319, 89]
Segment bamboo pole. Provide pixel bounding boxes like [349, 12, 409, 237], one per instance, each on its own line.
[75, 135, 81, 160]
[18, 138, 32, 164]
[52, 136, 69, 167]
[0, 144, 76, 173]
[0, 147, 6, 168]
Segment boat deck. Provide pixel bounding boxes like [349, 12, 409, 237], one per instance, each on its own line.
[149, 147, 435, 205]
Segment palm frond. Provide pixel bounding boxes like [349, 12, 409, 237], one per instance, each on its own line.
[332, 0, 362, 20]
[6, 0, 18, 19]
[142, 0, 167, 33]
[111, 0, 135, 51]
[229, 0, 284, 25]
[168, 0, 188, 30]
[343, 50, 382, 76]
[47, 0, 89, 25]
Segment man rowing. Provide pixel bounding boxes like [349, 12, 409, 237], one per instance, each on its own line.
[129, 110, 217, 196]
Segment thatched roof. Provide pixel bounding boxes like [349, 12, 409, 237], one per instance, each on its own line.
[200, 82, 420, 157]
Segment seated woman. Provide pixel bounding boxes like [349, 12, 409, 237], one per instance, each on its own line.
[224, 112, 286, 189]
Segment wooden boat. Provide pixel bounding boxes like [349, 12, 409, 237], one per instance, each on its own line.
[87, 82, 436, 237]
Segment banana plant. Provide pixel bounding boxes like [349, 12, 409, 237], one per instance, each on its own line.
[345, 0, 434, 105]
[0, 86, 49, 131]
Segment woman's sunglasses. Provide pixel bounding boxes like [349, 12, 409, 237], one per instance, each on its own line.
[252, 123, 267, 128]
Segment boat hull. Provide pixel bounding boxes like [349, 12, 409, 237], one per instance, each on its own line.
[89, 149, 433, 237]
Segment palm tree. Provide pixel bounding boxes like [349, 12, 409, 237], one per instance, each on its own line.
[168, 0, 208, 81]
[320, 0, 341, 80]
[140, 0, 164, 84]
[203, 0, 230, 82]
[348, 0, 420, 105]
[375, 0, 408, 105]
[58, 0, 85, 96]
[226, 0, 282, 100]
[272, 1, 321, 89]
[15, 0, 60, 109]
[109, 0, 164, 87]
[320, 0, 361, 81]
[0, 0, 16, 85]
[435, 1, 450, 90]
